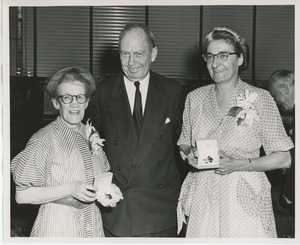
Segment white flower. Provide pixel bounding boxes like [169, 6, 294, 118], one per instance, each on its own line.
[236, 109, 246, 121]
[236, 89, 259, 110]
[86, 119, 105, 155]
[86, 119, 95, 139]
[228, 89, 259, 127]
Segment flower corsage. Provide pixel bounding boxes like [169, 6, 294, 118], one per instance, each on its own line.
[227, 89, 259, 127]
[86, 119, 105, 155]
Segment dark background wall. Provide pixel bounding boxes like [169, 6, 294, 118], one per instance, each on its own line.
[10, 5, 294, 87]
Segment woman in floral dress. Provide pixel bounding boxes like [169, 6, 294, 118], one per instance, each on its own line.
[11, 67, 122, 237]
[177, 26, 294, 238]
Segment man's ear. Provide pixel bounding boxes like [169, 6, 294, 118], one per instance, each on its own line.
[279, 83, 289, 95]
[151, 47, 158, 62]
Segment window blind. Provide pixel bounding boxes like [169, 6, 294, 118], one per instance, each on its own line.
[36, 7, 90, 77]
[17, 5, 294, 89]
[255, 5, 294, 81]
[22, 6, 145, 79]
[148, 6, 201, 82]
[92, 6, 145, 78]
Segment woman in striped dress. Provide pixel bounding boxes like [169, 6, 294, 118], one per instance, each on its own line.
[11, 67, 122, 237]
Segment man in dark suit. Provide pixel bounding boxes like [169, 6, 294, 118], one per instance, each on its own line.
[268, 70, 295, 237]
[89, 23, 184, 237]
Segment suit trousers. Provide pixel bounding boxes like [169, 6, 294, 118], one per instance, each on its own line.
[104, 227, 177, 237]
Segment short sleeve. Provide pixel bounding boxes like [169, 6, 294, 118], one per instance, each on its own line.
[258, 91, 294, 155]
[177, 93, 192, 146]
[11, 135, 50, 191]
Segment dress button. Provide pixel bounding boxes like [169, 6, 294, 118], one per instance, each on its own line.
[113, 139, 118, 145]
[157, 159, 162, 165]
[159, 135, 163, 140]
[157, 184, 162, 189]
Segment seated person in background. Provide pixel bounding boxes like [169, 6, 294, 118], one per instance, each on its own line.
[268, 70, 295, 238]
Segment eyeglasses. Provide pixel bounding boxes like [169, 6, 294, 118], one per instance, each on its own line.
[57, 94, 87, 104]
[202, 52, 239, 63]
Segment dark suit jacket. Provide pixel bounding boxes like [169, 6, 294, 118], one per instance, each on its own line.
[282, 114, 295, 203]
[89, 71, 184, 236]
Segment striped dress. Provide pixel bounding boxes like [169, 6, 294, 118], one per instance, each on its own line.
[11, 116, 110, 237]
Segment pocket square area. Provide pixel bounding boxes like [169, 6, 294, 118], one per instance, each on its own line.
[165, 118, 171, 124]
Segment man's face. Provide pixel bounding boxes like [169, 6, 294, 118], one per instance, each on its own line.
[269, 80, 294, 113]
[119, 28, 157, 81]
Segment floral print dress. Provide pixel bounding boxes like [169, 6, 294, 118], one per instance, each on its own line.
[177, 80, 294, 238]
[11, 116, 110, 237]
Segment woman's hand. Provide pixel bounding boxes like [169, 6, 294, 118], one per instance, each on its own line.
[111, 183, 124, 200]
[106, 184, 123, 208]
[214, 152, 237, 175]
[69, 181, 98, 203]
[96, 183, 123, 208]
[186, 147, 199, 169]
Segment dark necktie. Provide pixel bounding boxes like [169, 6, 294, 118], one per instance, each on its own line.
[133, 81, 142, 132]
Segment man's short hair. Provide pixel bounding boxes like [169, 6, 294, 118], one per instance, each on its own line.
[118, 23, 156, 51]
[269, 70, 294, 85]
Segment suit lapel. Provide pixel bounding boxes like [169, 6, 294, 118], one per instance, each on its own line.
[128, 72, 166, 180]
[108, 74, 139, 158]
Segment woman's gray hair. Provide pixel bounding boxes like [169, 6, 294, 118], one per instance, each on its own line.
[45, 67, 95, 98]
[203, 26, 249, 73]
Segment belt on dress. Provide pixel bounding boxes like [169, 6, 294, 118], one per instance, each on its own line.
[51, 196, 90, 209]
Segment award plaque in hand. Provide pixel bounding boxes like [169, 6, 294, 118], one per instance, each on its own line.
[196, 138, 220, 169]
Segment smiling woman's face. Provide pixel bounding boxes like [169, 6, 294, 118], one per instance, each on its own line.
[52, 81, 89, 129]
[206, 39, 243, 84]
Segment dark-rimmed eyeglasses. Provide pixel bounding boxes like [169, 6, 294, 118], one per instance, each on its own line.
[202, 52, 239, 63]
[57, 94, 87, 104]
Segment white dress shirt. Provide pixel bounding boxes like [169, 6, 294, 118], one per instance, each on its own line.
[124, 73, 149, 115]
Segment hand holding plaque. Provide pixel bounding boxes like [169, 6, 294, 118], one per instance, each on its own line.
[196, 138, 220, 169]
[94, 172, 123, 207]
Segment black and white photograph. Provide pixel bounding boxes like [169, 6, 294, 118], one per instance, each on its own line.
[1, 0, 299, 244]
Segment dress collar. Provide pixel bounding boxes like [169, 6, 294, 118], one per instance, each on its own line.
[54, 116, 86, 153]
[210, 78, 245, 118]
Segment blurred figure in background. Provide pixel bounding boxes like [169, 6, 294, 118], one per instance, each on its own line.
[268, 70, 295, 238]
